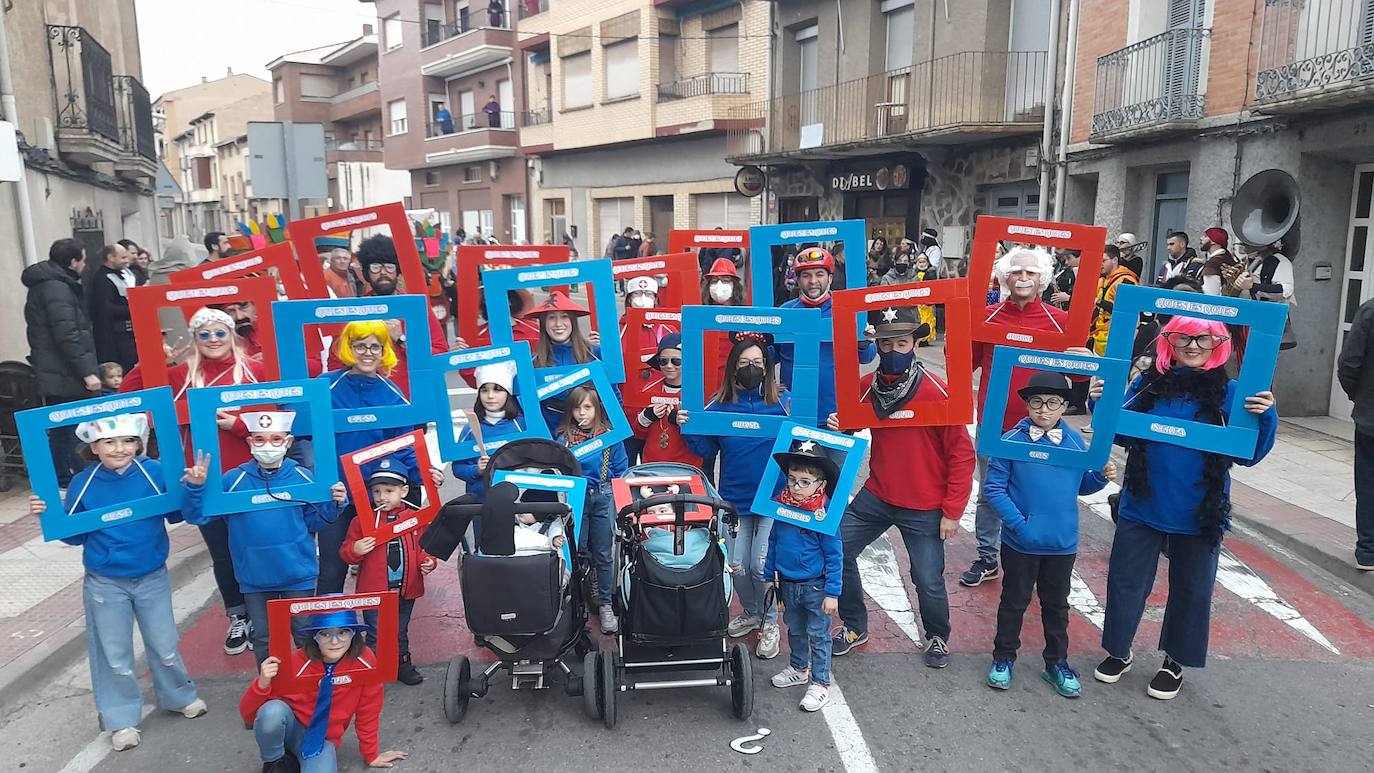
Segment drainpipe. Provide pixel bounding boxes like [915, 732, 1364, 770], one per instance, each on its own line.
[0, 8, 40, 266]
[1052, 0, 1080, 221]
[1036, 0, 1062, 220]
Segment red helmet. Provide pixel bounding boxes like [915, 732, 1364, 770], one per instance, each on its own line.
[794, 246, 835, 274]
[706, 257, 740, 279]
[521, 289, 590, 318]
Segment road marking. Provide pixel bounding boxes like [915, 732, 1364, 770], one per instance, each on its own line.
[855, 538, 922, 643]
[1214, 551, 1340, 654]
[819, 682, 880, 773]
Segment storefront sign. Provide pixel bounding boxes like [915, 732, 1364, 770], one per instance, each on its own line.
[734, 166, 766, 197]
[830, 163, 910, 193]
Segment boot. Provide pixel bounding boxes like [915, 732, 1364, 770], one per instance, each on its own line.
[262, 754, 301, 773]
[397, 655, 424, 685]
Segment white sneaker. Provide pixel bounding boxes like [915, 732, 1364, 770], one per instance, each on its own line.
[1356, 559, 1374, 571]
[727, 613, 761, 638]
[771, 666, 809, 688]
[799, 683, 831, 712]
[179, 698, 208, 718]
[110, 727, 140, 751]
[756, 622, 781, 659]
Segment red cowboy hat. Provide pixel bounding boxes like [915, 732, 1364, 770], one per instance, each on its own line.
[521, 289, 590, 318]
[706, 257, 740, 278]
[793, 246, 835, 274]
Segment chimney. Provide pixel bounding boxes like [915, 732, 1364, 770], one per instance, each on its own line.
[363, 23, 373, 35]
[226, 66, 233, 76]
[201, 76, 208, 83]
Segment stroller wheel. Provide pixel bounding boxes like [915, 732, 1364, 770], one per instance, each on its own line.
[581, 651, 602, 720]
[443, 656, 472, 724]
[598, 650, 618, 730]
[729, 643, 753, 720]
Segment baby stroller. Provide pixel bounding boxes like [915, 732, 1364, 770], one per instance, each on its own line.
[585, 461, 752, 728]
[419, 439, 597, 723]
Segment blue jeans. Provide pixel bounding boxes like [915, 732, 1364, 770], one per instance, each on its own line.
[732, 514, 777, 624]
[253, 699, 338, 771]
[974, 452, 1001, 564]
[1102, 517, 1221, 669]
[579, 488, 615, 606]
[82, 567, 200, 731]
[781, 581, 832, 685]
[837, 488, 951, 642]
[364, 596, 417, 657]
[243, 589, 314, 665]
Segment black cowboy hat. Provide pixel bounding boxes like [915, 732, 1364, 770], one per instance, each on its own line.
[1016, 371, 1074, 402]
[772, 438, 842, 497]
[867, 305, 930, 340]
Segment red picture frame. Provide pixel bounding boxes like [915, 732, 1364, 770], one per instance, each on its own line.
[286, 202, 429, 299]
[340, 430, 441, 542]
[967, 216, 1106, 350]
[620, 308, 682, 410]
[128, 277, 282, 424]
[267, 592, 399, 695]
[832, 280, 974, 429]
[600, 252, 701, 311]
[611, 473, 713, 526]
[167, 242, 313, 299]
[455, 244, 571, 344]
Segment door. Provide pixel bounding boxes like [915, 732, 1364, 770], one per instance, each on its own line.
[648, 195, 674, 247]
[1164, 0, 1204, 119]
[509, 195, 526, 244]
[459, 91, 476, 131]
[1151, 170, 1189, 282]
[497, 79, 514, 129]
[1331, 164, 1374, 421]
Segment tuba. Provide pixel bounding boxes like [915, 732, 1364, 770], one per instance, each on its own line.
[1231, 169, 1301, 255]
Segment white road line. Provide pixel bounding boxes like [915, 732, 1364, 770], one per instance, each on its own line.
[1214, 551, 1340, 654]
[819, 682, 880, 773]
[855, 538, 922, 643]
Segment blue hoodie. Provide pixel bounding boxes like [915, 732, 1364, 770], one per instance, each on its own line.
[537, 341, 622, 430]
[684, 387, 792, 512]
[183, 458, 337, 593]
[983, 418, 1108, 556]
[326, 368, 412, 462]
[554, 431, 629, 488]
[1118, 375, 1278, 535]
[777, 295, 876, 426]
[764, 517, 843, 598]
[61, 458, 182, 578]
[451, 415, 528, 498]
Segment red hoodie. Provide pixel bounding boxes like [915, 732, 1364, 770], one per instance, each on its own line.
[339, 505, 434, 601]
[239, 648, 385, 763]
[120, 354, 265, 469]
[972, 299, 1070, 433]
[630, 402, 703, 468]
[857, 372, 975, 519]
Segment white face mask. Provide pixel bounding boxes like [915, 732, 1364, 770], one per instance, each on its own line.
[251, 446, 288, 466]
[629, 293, 655, 309]
[709, 282, 734, 303]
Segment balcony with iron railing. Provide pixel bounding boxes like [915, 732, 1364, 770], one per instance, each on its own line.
[657, 72, 749, 100]
[420, 9, 514, 79]
[112, 75, 157, 179]
[423, 112, 518, 165]
[725, 50, 1047, 162]
[47, 25, 122, 166]
[1254, 0, 1374, 112]
[1089, 28, 1209, 142]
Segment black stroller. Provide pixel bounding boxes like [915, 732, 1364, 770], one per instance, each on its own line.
[420, 439, 597, 723]
[585, 462, 753, 728]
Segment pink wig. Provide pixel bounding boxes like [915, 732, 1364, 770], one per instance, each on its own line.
[1154, 316, 1232, 372]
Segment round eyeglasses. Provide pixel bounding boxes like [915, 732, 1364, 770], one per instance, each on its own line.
[313, 628, 355, 644]
[1161, 331, 1230, 350]
[1027, 396, 1067, 410]
[196, 329, 230, 342]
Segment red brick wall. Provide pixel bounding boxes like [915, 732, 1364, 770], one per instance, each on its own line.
[1206, 0, 1263, 116]
[1070, 0, 1128, 144]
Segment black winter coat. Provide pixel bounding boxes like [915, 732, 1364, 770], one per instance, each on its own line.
[88, 264, 138, 370]
[23, 260, 98, 398]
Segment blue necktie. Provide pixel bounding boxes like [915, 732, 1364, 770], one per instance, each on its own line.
[300, 662, 335, 759]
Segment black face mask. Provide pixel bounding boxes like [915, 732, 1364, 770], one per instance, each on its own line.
[894, 263, 910, 274]
[735, 364, 765, 391]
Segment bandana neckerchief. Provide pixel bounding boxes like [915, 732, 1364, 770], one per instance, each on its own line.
[777, 487, 826, 511]
[870, 363, 928, 419]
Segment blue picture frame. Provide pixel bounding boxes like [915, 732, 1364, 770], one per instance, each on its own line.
[748, 423, 870, 537]
[975, 347, 1129, 469]
[748, 219, 867, 323]
[678, 305, 821, 438]
[533, 363, 633, 461]
[16, 388, 185, 541]
[491, 470, 587, 561]
[273, 295, 438, 433]
[481, 259, 626, 383]
[1104, 285, 1288, 456]
[418, 341, 551, 461]
[185, 379, 339, 516]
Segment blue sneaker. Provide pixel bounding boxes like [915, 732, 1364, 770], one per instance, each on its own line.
[1042, 661, 1082, 698]
[986, 659, 1013, 690]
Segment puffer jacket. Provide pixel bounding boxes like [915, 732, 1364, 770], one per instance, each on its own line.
[23, 260, 98, 398]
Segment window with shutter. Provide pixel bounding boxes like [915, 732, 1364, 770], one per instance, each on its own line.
[1163, 0, 1204, 119]
[562, 52, 592, 108]
[604, 39, 640, 100]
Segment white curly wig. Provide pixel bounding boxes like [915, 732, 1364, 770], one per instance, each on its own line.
[993, 247, 1056, 294]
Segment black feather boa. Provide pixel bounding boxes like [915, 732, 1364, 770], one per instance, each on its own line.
[1121, 366, 1233, 544]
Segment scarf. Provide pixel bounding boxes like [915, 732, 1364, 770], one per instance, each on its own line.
[797, 291, 830, 308]
[777, 487, 826, 512]
[870, 363, 928, 419]
[300, 662, 336, 759]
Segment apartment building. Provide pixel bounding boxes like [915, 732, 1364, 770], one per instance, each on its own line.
[518, 0, 766, 255]
[1062, 0, 1374, 419]
[0, 0, 158, 361]
[268, 26, 412, 216]
[726, 0, 1056, 258]
[168, 91, 274, 239]
[371, 0, 529, 242]
[154, 71, 272, 188]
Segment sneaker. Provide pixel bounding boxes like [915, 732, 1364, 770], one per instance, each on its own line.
[958, 558, 1000, 587]
[986, 659, 1013, 690]
[799, 683, 831, 712]
[831, 626, 868, 657]
[923, 636, 950, 668]
[1147, 657, 1184, 700]
[756, 623, 781, 659]
[397, 657, 424, 686]
[110, 727, 140, 751]
[179, 698, 208, 718]
[1041, 661, 1082, 698]
[1093, 653, 1133, 683]
[224, 614, 250, 655]
[599, 604, 619, 634]
[262, 754, 301, 773]
[727, 612, 761, 638]
[1357, 558, 1374, 571]
[771, 665, 810, 688]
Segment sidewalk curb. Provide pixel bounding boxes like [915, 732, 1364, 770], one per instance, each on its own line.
[1229, 485, 1374, 598]
[0, 541, 212, 715]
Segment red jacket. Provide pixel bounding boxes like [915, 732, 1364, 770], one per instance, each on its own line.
[630, 405, 703, 468]
[339, 506, 434, 601]
[972, 299, 1070, 433]
[860, 369, 975, 519]
[121, 354, 266, 469]
[239, 648, 385, 763]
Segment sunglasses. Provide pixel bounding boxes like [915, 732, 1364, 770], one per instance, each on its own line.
[195, 329, 230, 341]
[1026, 396, 1067, 410]
[1161, 332, 1230, 350]
[313, 628, 355, 644]
[659, 357, 683, 366]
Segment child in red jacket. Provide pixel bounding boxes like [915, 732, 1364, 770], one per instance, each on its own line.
[629, 333, 703, 468]
[340, 461, 437, 686]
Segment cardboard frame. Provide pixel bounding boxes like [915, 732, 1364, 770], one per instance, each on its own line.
[286, 202, 428, 298]
[620, 308, 682, 410]
[128, 277, 282, 424]
[747, 219, 867, 320]
[267, 592, 399, 694]
[167, 243, 313, 299]
[832, 281, 974, 429]
[455, 244, 571, 344]
[678, 305, 821, 438]
[533, 364, 633, 461]
[1104, 285, 1287, 456]
[419, 341, 550, 461]
[966, 216, 1106, 350]
[975, 347, 1129, 469]
[483, 259, 626, 383]
[602, 252, 701, 311]
[667, 228, 749, 262]
[611, 473, 712, 526]
[340, 430, 442, 542]
[17, 388, 184, 541]
[490, 470, 588, 559]
[185, 379, 339, 515]
[274, 295, 438, 432]
[748, 423, 869, 537]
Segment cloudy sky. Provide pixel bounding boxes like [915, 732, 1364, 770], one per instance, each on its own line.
[136, 0, 377, 98]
